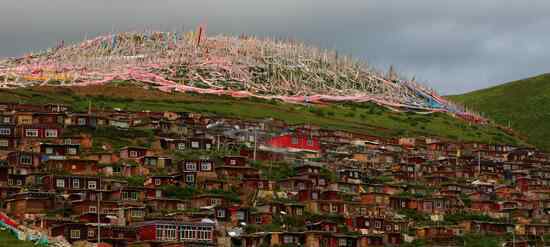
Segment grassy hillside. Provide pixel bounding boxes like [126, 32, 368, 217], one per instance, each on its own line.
[448, 73, 550, 150]
[0, 84, 522, 146]
[0, 230, 39, 247]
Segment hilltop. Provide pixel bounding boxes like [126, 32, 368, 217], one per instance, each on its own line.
[0, 31, 480, 122]
[0, 83, 522, 146]
[448, 73, 550, 150]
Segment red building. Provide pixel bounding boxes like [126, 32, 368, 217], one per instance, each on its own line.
[267, 134, 320, 152]
[133, 220, 215, 244]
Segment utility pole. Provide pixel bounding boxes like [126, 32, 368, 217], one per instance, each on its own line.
[97, 176, 101, 244]
[253, 128, 257, 161]
[478, 150, 481, 176]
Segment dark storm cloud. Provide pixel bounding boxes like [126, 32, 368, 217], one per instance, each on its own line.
[1, 0, 549, 93]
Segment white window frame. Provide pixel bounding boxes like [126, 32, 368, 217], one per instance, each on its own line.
[45, 129, 58, 138]
[56, 179, 65, 188]
[70, 229, 80, 239]
[131, 209, 143, 218]
[210, 198, 222, 206]
[186, 174, 195, 183]
[129, 151, 138, 158]
[0, 128, 10, 135]
[155, 179, 161, 186]
[217, 209, 226, 218]
[191, 141, 200, 149]
[291, 136, 299, 145]
[89, 206, 97, 213]
[25, 129, 39, 137]
[88, 180, 97, 190]
[186, 162, 197, 171]
[67, 147, 77, 155]
[73, 179, 80, 188]
[0, 139, 8, 147]
[201, 162, 212, 171]
[78, 118, 86, 126]
[177, 143, 186, 150]
[88, 230, 95, 238]
[339, 239, 347, 247]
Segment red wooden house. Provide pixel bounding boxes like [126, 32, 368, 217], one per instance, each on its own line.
[267, 134, 320, 152]
[133, 220, 215, 244]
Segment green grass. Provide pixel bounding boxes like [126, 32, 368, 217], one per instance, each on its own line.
[448, 73, 550, 150]
[0, 230, 38, 247]
[0, 84, 522, 146]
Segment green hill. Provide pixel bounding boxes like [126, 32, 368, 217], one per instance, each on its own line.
[448, 73, 550, 150]
[0, 84, 522, 146]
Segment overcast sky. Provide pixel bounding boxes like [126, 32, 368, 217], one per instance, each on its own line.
[1, 0, 549, 94]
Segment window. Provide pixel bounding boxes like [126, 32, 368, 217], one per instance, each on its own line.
[129, 151, 138, 158]
[156, 224, 177, 241]
[312, 192, 319, 200]
[185, 162, 197, 171]
[67, 148, 77, 155]
[56, 179, 65, 188]
[78, 118, 86, 126]
[191, 141, 200, 149]
[307, 138, 313, 146]
[156, 190, 162, 198]
[70, 229, 80, 239]
[217, 209, 226, 218]
[88, 181, 97, 190]
[20, 154, 32, 165]
[16, 180, 22, 186]
[122, 191, 138, 201]
[131, 209, 144, 218]
[88, 230, 95, 238]
[339, 239, 347, 247]
[283, 236, 294, 244]
[155, 179, 161, 185]
[64, 139, 72, 144]
[331, 204, 338, 213]
[89, 206, 97, 213]
[205, 143, 211, 150]
[73, 179, 80, 188]
[45, 147, 54, 154]
[113, 166, 121, 174]
[177, 203, 185, 210]
[45, 129, 58, 138]
[0, 139, 8, 147]
[296, 208, 303, 216]
[210, 198, 221, 206]
[201, 162, 212, 171]
[186, 174, 195, 183]
[230, 159, 237, 165]
[0, 128, 10, 135]
[25, 129, 39, 137]
[291, 136, 298, 144]
[2, 117, 10, 124]
[177, 143, 186, 150]
[8, 179, 13, 185]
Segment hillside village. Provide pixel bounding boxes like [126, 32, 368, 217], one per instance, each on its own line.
[1, 101, 550, 247]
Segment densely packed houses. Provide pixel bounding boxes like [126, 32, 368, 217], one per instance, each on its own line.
[0, 102, 549, 247]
